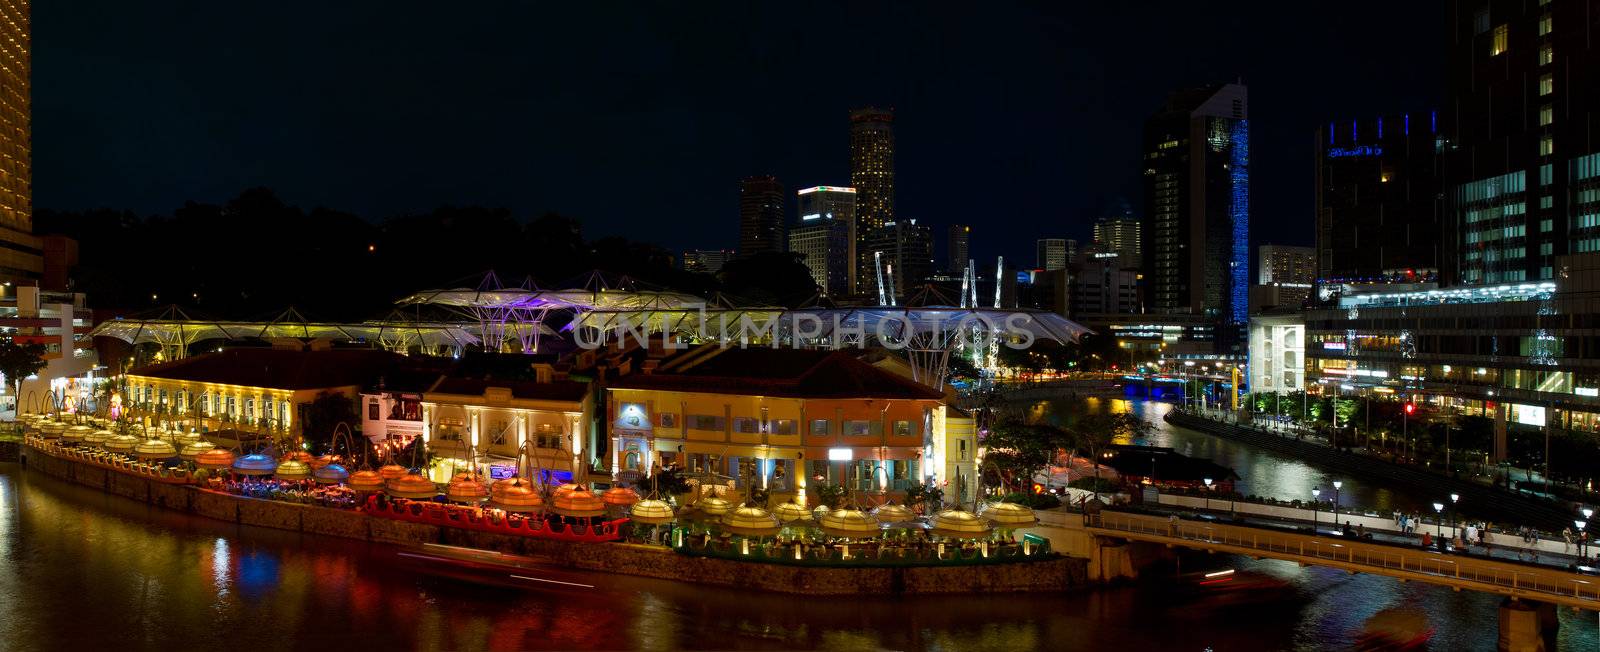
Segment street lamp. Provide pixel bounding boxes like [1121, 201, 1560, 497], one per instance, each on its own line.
[1332, 480, 1342, 524]
[1432, 502, 1445, 550]
[1311, 488, 1321, 534]
[1449, 493, 1459, 532]
[1578, 520, 1589, 558]
[1202, 477, 1213, 511]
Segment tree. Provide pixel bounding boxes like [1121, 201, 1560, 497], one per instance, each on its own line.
[716, 251, 822, 307]
[980, 419, 1069, 494]
[0, 341, 47, 409]
[299, 391, 358, 453]
[1063, 413, 1152, 496]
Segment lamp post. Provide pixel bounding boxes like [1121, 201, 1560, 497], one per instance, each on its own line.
[1332, 480, 1342, 524]
[1578, 519, 1589, 559]
[1449, 493, 1459, 532]
[1311, 488, 1321, 534]
[1433, 502, 1445, 550]
[1203, 477, 1213, 511]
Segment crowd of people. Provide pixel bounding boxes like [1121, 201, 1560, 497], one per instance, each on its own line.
[205, 476, 361, 509]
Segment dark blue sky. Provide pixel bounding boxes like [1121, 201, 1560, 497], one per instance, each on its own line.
[32, 1, 1443, 267]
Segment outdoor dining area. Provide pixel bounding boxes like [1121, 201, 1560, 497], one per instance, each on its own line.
[634, 493, 1054, 567]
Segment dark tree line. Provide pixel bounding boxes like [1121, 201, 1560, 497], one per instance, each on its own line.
[38, 188, 819, 319]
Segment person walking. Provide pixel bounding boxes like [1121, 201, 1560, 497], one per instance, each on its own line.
[1564, 527, 1574, 554]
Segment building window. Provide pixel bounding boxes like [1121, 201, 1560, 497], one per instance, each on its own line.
[1540, 74, 1554, 96]
[732, 417, 760, 434]
[771, 419, 796, 435]
[1491, 24, 1508, 56]
[892, 420, 913, 436]
[368, 400, 380, 421]
[809, 419, 831, 436]
[1538, 13, 1552, 36]
[688, 414, 725, 431]
[843, 420, 872, 436]
[1541, 135, 1555, 157]
[1540, 104, 1553, 126]
[655, 412, 677, 428]
[1539, 45, 1553, 66]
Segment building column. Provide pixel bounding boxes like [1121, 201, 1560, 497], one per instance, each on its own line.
[1494, 402, 1510, 463]
[1497, 599, 1557, 652]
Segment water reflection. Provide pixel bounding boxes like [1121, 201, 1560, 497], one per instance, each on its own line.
[1, 462, 1597, 650]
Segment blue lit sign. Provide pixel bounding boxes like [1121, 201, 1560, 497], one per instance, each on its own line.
[1326, 145, 1383, 158]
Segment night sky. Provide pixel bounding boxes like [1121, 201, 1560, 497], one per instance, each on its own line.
[32, 1, 1443, 269]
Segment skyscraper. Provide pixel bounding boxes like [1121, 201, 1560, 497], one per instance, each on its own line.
[1142, 83, 1250, 352]
[946, 224, 970, 273]
[0, 0, 41, 285]
[1254, 244, 1315, 307]
[1315, 113, 1443, 283]
[1092, 215, 1142, 268]
[850, 107, 895, 293]
[866, 219, 933, 301]
[1444, 1, 1596, 285]
[1036, 238, 1068, 271]
[738, 176, 785, 257]
[790, 186, 856, 295]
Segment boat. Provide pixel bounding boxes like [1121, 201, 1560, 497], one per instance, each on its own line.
[393, 543, 600, 591]
[1353, 607, 1435, 651]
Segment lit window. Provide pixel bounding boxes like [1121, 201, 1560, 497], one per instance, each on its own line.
[1540, 135, 1554, 157]
[1540, 74, 1554, 96]
[1539, 14, 1552, 36]
[1539, 45, 1553, 66]
[1539, 104, 1553, 126]
[1491, 25, 1509, 56]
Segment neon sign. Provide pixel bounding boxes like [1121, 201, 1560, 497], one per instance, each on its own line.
[1326, 145, 1384, 158]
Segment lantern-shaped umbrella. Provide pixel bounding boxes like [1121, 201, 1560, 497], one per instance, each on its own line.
[38, 421, 66, 439]
[83, 429, 115, 448]
[819, 508, 880, 538]
[378, 463, 407, 480]
[275, 459, 312, 480]
[103, 433, 139, 454]
[773, 501, 813, 523]
[231, 453, 278, 476]
[980, 502, 1038, 528]
[488, 480, 544, 512]
[283, 451, 315, 465]
[551, 485, 605, 517]
[385, 472, 439, 499]
[446, 471, 490, 504]
[347, 469, 386, 493]
[930, 509, 993, 539]
[697, 496, 733, 517]
[312, 463, 349, 485]
[133, 438, 178, 460]
[629, 499, 676, 524]
[62, 424, 93, 443]
[601, 486, 641, 507]
[721, 505, 781, 537]
[172, 430, 202, 447]
[872, 503, 915, 523]
[195, 448, 236, 470]
[179, 440, 215, 461]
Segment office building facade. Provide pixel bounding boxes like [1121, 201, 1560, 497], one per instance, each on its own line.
[1142, 83, 1250, 353]
[1093, 215, 1142, 268]
[866, 219, 933, 300]
[789, 186, 855, 295]
[850, 108, 895, 293]
[1444, 0, 1600, 285]
[947, 224, 970, 274]
[1315, 113, 1444, 284]
[1036, 238, 1068, 271]
[0, 0, 41, 284]
[738, 176, 785, 257]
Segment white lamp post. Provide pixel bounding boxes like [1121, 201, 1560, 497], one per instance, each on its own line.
[1311, 488, 1321, 534]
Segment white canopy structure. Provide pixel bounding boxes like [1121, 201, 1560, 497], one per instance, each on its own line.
[90, 306, 481, 360]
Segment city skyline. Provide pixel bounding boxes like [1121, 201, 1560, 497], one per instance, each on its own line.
[27, 1, 1443, 270]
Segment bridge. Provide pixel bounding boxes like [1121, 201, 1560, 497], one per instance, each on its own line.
[1053, 509, 1590, 648]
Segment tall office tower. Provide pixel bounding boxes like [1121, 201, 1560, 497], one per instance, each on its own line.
[866, 219, 933, 301]
[1036, 238, 1068, 271]
[946, 224, 970, 273]
[1258, 244, 1316, 285]
[1142, 83, 1249, 352]
[1092, 215, 1143, 268]
[1315, 113, 1444, 283]
[0, 0, 42, 285]
[790, 186, 857, 295]
[850, 107, 895, 293]
[681, 249, 734, 274]
[738, 176, 785, 256]
[1445, 1, 1597, 285]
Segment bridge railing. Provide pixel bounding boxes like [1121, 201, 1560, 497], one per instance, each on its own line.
[1090, 511, 1600, 606]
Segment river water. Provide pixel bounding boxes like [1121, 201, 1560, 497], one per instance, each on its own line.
[1, 398, 1597, 650]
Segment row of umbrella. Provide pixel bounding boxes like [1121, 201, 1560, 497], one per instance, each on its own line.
[636, 496, 1039, 539]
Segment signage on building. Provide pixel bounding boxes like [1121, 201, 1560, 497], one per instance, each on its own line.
[1322, 342, 1347, 350]
[1326, 145, 1384, 158]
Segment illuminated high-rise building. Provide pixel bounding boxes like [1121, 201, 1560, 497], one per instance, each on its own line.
[866, 219, 932, 301]
[1092, 215, 1142, 268]
[1036, 238, 1068, 271]
[790, 186, 856, 295]
[850, 107, 894, 293]
[946, 224, 970, 273]
[1315, 113, 1442, 284]
[738, 176, 785, 257]
[1142, 83, 1249, 353]
[0, 0, 41, 284]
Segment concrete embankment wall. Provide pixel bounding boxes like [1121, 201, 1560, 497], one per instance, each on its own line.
[18, 446, 1087, 595]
